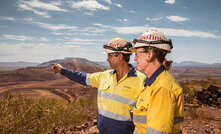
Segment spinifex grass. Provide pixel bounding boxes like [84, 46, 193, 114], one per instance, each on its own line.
[0, 92, 96, 134]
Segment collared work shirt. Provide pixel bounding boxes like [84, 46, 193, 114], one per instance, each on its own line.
[133, 66, 184, 134]
[61, 65, 146, 134]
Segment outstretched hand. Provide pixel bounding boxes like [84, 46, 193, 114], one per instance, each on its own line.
[51, 63, 62, 74]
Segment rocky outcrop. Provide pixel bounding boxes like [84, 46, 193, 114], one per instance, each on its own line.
[196, 85, 221, 107]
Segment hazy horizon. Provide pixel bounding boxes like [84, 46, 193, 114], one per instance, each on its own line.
[0, 57, 221, 65]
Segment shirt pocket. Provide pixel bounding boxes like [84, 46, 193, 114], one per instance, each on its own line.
[98, 77, 110, 91]
[135, 89, 151, 111]
[136, 98, 148, 111]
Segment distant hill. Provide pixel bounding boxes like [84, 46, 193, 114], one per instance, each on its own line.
[1, 60, 220, 71]
[1, 58, 221, 83]
[39, 57, 107, 72]
[93, 61, 109, 67]
[0, 58, 106, 83]
[95, 61, 221, 68]
[0, 61, 39, 71]
[0, 67, 59, 83]
[173, 61, 221, 68]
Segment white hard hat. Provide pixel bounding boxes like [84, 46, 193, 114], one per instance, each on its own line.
[130, 30, 173, 53]
[103, 37, 132, 54]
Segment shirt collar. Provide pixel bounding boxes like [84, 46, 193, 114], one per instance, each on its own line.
[144, 65, 165, 86]
[109, 64, 137, 77]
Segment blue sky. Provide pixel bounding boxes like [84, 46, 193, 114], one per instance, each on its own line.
[0, 0, 220, 64]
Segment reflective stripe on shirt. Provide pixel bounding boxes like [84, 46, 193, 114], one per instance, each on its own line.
[86, 73, 91, 86]
[98, 108, 132, 121]
[133, 115, 183, 125]
[146, 127, 182, 134]
[133, 115, 147, 124]
[98, 90, 137, 106]
[146, 127, 169, 134]
[133, 129, 139, 134]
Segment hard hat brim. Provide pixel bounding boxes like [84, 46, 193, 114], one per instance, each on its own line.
[105, 49, 132, 54]
[130, 42, 171, 53]
[105, 49, 116, 54]
[129, 42, 148, 52]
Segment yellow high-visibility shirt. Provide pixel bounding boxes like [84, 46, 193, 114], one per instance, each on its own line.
[88, 66, 146, 134]
[133, 66, 184, 134]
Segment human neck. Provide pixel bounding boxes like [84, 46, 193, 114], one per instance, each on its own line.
[116, 63, 130, 82]
[143, 61, 161, 78]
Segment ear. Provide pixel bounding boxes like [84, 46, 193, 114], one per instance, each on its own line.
[145, 51, 154, 61]
[118, 54, 124, 62]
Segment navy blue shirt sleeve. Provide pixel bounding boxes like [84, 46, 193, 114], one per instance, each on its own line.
[60, 67, 87, 86]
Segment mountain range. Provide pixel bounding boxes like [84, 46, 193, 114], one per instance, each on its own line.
[94, 61, 221, 68]
[0, 58, 221, 71]
[0, 57, 106, 83]
[1, 57, 221, 84]
[172, 61, 221, 67]
[0, 61, 39, 71]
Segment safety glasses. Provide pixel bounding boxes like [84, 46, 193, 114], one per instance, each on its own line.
[134, 51, 148, 57]
[108, 53, 119, 57]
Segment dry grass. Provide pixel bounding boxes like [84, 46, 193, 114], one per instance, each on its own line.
[194, 106, 221, 121]
[0, 92, 96, 134]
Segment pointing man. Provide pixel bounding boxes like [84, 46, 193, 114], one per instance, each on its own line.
[51, 37, 146, 134]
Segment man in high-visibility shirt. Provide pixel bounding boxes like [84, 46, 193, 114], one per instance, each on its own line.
[51, 37, 146, 134]
[130, 30, 184, 134]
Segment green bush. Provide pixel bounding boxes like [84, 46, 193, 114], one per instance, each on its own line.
[0, 92, 96, 134]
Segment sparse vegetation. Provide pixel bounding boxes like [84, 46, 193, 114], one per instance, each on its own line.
[180, 82, 196, 104]
[198, 76, 218, 88]
[180, 77, 220, 104]
[0, 92, 96, 134]
[1, 61, 221, 134]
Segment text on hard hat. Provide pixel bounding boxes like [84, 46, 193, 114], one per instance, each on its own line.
[108, 43, 125, 48]
[139, 35, 166, 41]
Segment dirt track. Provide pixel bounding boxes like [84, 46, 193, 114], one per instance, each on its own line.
[0, 79, 96, 102]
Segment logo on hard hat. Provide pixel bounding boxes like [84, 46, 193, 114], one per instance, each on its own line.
[139, 35, 166, 41]
[130, 30, 173, 53]
[103, 37, 133, 54]
[108, 43, 126, 48]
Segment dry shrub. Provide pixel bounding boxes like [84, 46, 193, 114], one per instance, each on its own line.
[198, 77, 218, 89]
[191, 105, 221, 121]
[180, 82, 196, 104]
[0, 92, 96, 134]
